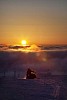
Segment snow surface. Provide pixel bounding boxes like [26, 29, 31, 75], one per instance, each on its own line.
[0, 76, 66, 100]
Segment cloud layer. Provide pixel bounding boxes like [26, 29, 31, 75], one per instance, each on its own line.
[0, 45, 67, 75]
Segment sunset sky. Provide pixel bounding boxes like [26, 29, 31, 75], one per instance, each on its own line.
[0, 0, 67, 45]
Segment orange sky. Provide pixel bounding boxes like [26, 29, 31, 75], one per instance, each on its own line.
[0, 0, 67, 45]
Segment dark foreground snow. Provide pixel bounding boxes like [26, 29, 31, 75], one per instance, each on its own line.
[0, 76, 67, 100]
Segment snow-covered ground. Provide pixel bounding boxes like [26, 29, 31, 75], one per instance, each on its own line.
[0, 76, 67, 100]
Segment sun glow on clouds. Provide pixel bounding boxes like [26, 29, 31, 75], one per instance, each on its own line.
[27, 44, 41, 52]
[21, 41, 41, 52]
[18, 44, 41, 53]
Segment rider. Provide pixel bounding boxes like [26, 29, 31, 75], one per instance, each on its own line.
[26, 68, 36, 79]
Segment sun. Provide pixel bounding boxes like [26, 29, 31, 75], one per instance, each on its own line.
[21, 40, 27, 46]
